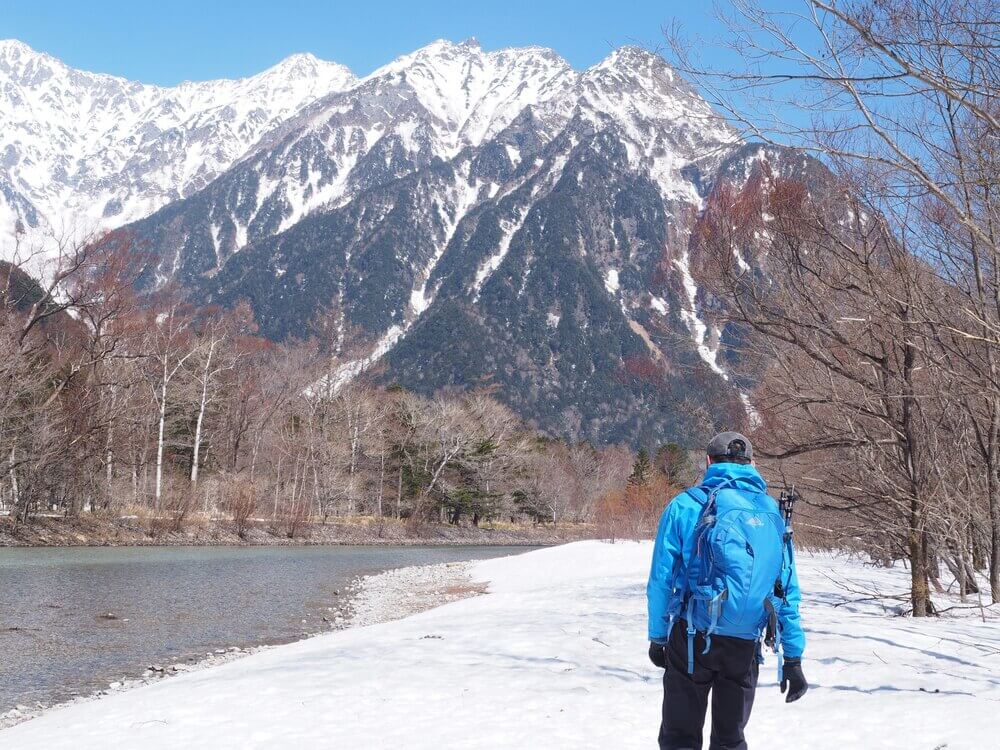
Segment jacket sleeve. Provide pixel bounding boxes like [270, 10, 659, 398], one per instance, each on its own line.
[777, 542, 806, 659]
[646, 494, 694, 642]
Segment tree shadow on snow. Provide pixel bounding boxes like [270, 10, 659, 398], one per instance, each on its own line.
[821, 683, 975, 698]
[805, 628, 984, 671]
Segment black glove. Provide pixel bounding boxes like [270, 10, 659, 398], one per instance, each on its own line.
[648, 641, 667, 669]
[781, 658, 808, 703]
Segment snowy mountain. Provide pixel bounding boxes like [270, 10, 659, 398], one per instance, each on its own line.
[2, 38, 822, 446]
[0, 39, 355, 252]
[125, 41, 736, 282]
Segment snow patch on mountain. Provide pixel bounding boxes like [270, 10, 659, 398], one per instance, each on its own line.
[472, 206, 531, 302]
[412, 167, 483, 314]
[673, 250, 727, 378]
[330, 165, 486, 389]
[327, 324, 408, 392]
[604, 268, 621, 294]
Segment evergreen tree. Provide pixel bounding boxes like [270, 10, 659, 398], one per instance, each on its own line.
[629, 448, 651, 486]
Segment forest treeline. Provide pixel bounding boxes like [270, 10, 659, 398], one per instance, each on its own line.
[0, 242, 674, 537]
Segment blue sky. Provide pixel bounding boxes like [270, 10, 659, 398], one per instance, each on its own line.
[2, 0, 794, 83]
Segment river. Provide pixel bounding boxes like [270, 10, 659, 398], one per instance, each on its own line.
[0, 545, 530, 714]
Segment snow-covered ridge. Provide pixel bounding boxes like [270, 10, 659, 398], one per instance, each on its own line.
[1, 37, 735, 260]
[0, 38, 355, 252]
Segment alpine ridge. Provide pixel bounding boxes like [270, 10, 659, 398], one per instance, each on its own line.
[1, 38, 822, 446]
[0, 38, 355, 251]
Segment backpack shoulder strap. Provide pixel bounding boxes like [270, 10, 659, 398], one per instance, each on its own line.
[696, 477, 740, 515]
[682, 486, 710, 506]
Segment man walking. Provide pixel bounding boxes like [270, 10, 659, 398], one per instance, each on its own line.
[647, 432, 807, 750]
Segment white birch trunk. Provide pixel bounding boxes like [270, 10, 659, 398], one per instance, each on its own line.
[155, 376, 168, 507]
[191, 340, 217, 488]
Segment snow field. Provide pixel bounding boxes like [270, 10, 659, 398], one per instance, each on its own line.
[2, 541, 998, 748]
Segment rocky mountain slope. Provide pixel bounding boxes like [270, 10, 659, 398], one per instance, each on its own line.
[2, 38, 823, 446]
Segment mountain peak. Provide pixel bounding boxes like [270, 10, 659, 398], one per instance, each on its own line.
[275, 51, 321, 67]
[0, 38, 31, 53]
[591, 45, 675, 79]
[0, 38, 360, 254]
[0, 38, 40, 60]
[0, 38, 70, 78]
[261, 51, 355, 84]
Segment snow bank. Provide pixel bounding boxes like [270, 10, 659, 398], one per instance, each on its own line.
[3, 542, 998, 748]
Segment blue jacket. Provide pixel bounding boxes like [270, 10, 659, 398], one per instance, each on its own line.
[646, 462, 806, 659]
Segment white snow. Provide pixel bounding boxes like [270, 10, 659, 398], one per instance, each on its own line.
[604, 268, 620, 294]
[733, 247, 752, 273]
[740, 392, 762, 428]
[363, 40, 575, 154]
[673, 250, 728, 379]
[3, 542, 997, 749]
[326, 323, 406, 391]
[411, 167, 481, 315]
[471, 206, 530, 302]
[649, 295, 668, 315]
[2, 37, 739, 280]
[408, 288, 432, 317]
[503, 143, 521, 166]
[562, 47, 736, 206]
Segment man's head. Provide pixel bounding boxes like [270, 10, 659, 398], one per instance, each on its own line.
[706, 431, 753, 465]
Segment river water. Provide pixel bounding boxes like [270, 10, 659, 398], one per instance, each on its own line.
[0, 545, 529, 714]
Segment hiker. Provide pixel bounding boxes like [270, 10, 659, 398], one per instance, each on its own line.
[647, 432, 807, 750]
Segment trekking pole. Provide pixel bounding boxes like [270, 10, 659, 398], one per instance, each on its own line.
[778, 486, 799, 540]
[772, 486, 801, 603]
[765, 488, 797, 650]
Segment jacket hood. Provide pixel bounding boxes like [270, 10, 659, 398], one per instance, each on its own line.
[701, 462, 767, 494]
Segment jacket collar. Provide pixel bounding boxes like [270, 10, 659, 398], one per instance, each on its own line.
[701, 462, 767, 493]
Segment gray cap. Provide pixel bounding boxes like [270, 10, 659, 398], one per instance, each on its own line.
[707, 431, 753, 461]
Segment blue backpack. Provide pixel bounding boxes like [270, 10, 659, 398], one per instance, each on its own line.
[676, 478, 792, 678]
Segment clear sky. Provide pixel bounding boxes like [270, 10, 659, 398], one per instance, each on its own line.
[1, 0, 794, 84]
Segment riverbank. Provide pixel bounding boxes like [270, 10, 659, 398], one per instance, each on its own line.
[0, 513, 591, 548]
[1, 554, 487, 730]
[3, 541, 998, 748]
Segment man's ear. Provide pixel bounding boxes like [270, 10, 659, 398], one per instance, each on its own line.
[706, 454, 712, 466]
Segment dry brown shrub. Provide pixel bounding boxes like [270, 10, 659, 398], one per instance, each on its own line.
[595, 474, 675, 542]
[223, 476, 257, 540]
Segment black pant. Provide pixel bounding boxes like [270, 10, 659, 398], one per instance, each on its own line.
[659, 620, 759, 750]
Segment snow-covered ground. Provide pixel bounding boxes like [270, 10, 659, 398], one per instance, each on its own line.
[3, 542, 998, 748]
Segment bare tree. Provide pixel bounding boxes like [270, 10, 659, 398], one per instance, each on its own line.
[666, 0, 1000, 604]
[144, 297, 197, 507]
